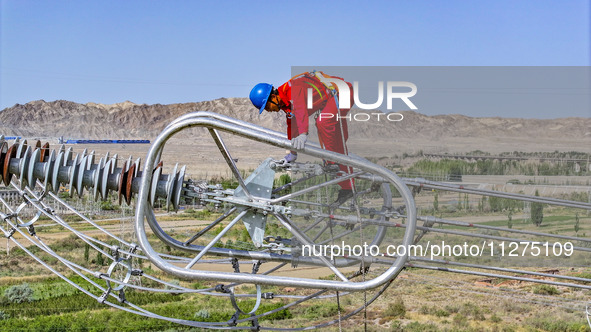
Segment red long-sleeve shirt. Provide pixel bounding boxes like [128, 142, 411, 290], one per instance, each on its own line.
[276, 75, 329, 139]
[276, 73, 354, 139]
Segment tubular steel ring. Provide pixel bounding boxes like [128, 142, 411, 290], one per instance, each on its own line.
[14, 197, 43, 228]
[106, 257, 133, 292]
[229, 284, 263, 315]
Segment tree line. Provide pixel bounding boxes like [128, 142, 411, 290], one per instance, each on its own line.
[402, 159, 589, 177]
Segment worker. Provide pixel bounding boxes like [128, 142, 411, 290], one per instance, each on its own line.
[249, 71, 355, 206]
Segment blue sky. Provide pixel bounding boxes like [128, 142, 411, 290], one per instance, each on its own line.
[1, 0, 589, 117]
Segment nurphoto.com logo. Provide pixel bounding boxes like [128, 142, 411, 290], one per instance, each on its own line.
[308, 72, 418, 122]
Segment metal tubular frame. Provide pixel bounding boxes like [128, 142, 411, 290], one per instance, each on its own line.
[209, 128, 253, 200]
[135, 112, 417, 291]
[185, 210, 248, 269]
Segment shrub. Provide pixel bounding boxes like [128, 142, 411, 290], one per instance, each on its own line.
[459, 302, 485, 321]
[403, 322, 439, 332]
[419, 305, 430, 315]
[259, 302, 292, 321]
[444, 305, 459, 314]
[164, 279, 182, 295]
[445, 205, 458, 213]
[533, 285, 559, 295]
[384, 297, 406, 319]
[390, 320, 403, 332]
[0, 310, 9, 320]
[434, 309, 450, 317]
[95, 252, 105, 266]
[194, 308, 210, 319]
[274, 174, 292, 193]
[100, 200, 117, 211]
[574, 272, 591, 280]
[528, 317, 588, 332]
[5, 283, 34, 303]
[500, 300, 530, 314]
[453, 313, 468, 327]
[304, 302, 339, 318]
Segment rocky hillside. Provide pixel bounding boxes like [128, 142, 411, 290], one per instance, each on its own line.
[0, 98, 285, 139]
[0, 98, 590, 143]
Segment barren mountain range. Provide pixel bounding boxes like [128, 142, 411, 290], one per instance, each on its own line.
[1, 98, 589, 155]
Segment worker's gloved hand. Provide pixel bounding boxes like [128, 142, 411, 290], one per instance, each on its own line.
[277, 152, 297, 166]
[291, 133, 308, 150]
[283, 152, 298, 163]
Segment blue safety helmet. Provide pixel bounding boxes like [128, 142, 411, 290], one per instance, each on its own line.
[249, 83, 273, 114]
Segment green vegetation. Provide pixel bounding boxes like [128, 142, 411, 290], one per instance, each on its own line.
[274, 173, 292, 193]
[495, 150, 590, 160]
[0, 277, 293, 331]
[303, 302, 339, 319]
[531, 190, 544, 227]
[95, 251, 105, 266]
[396, 321, 439, 332]
[419, 305, 451, 317]
[401, 155, 590, 178]
[488, 194, 521, 212]
[526, 316, 589, 332]
[532, 285, 559, 295]
[383, 297, 406, 319]
[100, 200, 119, 211]
[84, 243, 90, 262]
[209, 175, 239, 190]
[433, 191, 439, 211]
[4, 283, 34, 304]
[194, 308, 210, 319]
